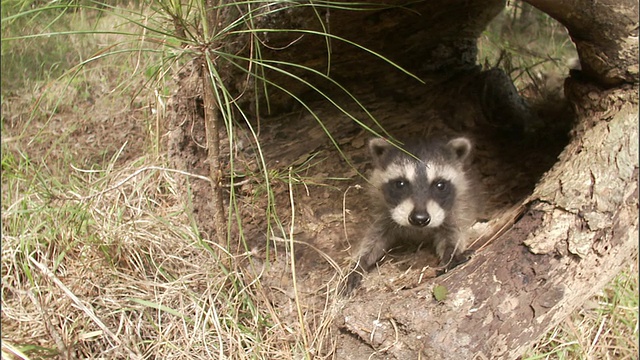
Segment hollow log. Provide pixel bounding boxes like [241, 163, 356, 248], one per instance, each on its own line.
[245, 0, 507, 113]
[167, 0, 638, 357]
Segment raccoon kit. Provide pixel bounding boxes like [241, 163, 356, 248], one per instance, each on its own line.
[345, 136, 479, 293]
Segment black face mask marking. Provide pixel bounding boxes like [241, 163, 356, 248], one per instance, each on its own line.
[430, 178, 456, 211]
[383, 177, 412, 206]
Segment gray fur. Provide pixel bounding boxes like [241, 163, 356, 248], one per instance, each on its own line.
[344, 135, 479, 294]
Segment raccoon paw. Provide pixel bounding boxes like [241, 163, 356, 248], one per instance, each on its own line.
[436, 249, 475, 276]
[340, 271, 363, 296]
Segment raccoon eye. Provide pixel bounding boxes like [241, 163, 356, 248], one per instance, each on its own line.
[394, 179, 407, 188]
[435, 181, 447, 191]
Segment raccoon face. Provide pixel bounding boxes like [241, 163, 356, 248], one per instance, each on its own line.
[368, 137, 472, 229]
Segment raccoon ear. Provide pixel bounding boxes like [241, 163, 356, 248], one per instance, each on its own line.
[368, 138, 392, 160]
[448, 137, 472, 161]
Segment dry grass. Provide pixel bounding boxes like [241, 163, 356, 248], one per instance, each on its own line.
[1, 94, 344, 358]
[1, 5, 341, 359]
[0, 151, 328, 358]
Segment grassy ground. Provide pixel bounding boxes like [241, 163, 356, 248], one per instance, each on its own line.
[2, 2, 637, 359]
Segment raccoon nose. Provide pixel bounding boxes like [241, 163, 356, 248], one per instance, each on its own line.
[409, 211, 431, 227]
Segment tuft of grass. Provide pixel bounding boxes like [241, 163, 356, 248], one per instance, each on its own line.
[3, 160, 263, 358]
[2, 2, 355, 358]
[3, 123, 330, 358]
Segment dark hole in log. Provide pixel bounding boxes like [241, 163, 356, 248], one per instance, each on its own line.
[167, 0, 578, 273]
